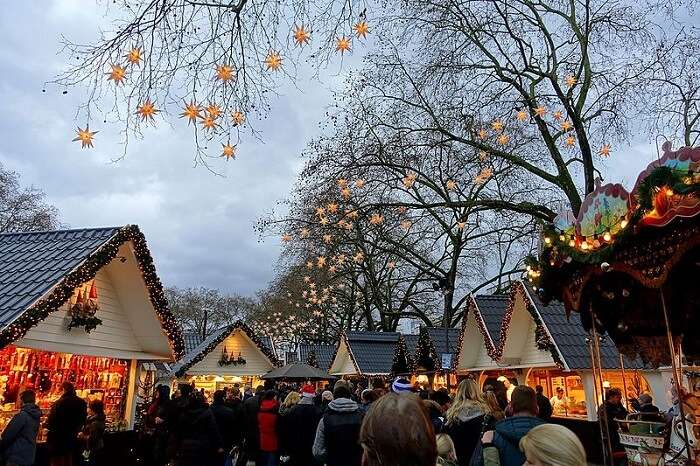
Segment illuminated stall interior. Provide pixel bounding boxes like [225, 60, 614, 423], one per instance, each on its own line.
[456, 281, 653, 421]
[171, 322, 280, 399]
[0, 226, 184, 437]
[397, 328, 460, 390]
[329, 331, 404, 379]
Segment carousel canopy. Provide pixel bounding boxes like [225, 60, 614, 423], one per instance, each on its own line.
[0, 225, 184, 359]
[261, 362, 332, 380]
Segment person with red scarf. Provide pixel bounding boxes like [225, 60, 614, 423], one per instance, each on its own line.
[257, 390, 280, 466]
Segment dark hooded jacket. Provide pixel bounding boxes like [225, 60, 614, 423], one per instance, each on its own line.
[283, 396, 322, 466]
[480, 415, 545, 466]
[46, 390, 88, 455]
[172, 396, 222, 466]
[442, 405, 484, 466]
[312, 397, 364, 466]
[242, 392, 262, 456]
[0, 402, 42, 465]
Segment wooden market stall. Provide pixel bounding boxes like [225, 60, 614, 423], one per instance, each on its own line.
[394, 327, 460, 390]
[0, 226, 184, 452]
[328, 331, 407, 380]
[170, 321, 280, 398]
[299, 343, 335, 372]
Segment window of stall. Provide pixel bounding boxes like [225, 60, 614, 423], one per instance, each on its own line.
[527, 369, 588, 418]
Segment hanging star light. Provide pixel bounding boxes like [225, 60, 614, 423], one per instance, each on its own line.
[474, 167, 493, 185]
[323, 234, 333, 244]
[300, 228, 310, 238]
[328, 265, 337, 273]
[221, 143, 236, 160]
[336, 36, 351, 54]
[446, 180, 457, 191]
[136, 99, 159, 122]
[343, 221, 353, 231]
[497, 133, 510, 145]
[516, 110, 528, 122]
[396, 206, 407, 215]
[341, 187, 351, 200]
[231, 111, 245, 126]
[553, 110, 564, 121]
[403, 172, 417, 189]
[400, 219, 412, 230]
[306, 261, 314, 269]
[565, 75, 577, 88]
[205, 104, 222, 119]
[179, 101, 201, 125]
[327, 202, 339, 214]
[336, 254, 346, 264]
[477, 128, 488, 140]
[388, 261, 396, 269]
[565, 135, 576, 147]
[72, 126, 98, 148]
[479, 151, 488, 161]
[337, 178, 348, 188]
[303, 276, 311, 283]
[353, 251, 365, 263]
[315, 206, 326, 217]
[561, 120, 573, 132]
[293, 25, 311, 46]
[125, 46, 142, 66]
[215, 64, 236, 82]
[534, 106, 547, 118]
[347, 209, 359, 219]
[201, 116, 218, 131]
[369, 213, 384, 225]
[354, 21, 369, 38]
[265, 51, 283, 71]
[106, 64, 126, 85]
[281, 233, 293, 243]
[317, 256, 327, 268]
[355, 179, 366, 188]
[457, 221, 466, 230]
[599, 144, 612, 157]
[491, 119, 504, 131]
[319, 217, 329, 226]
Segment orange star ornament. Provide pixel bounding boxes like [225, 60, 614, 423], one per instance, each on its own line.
[354, 179, 366, 189]
[369, 213, 384, 225]
[201, 116, 218, 131]
[300, 228, 310, 238]
[341, 188, 351, 200]
[293, 25, 311, 46]
[180, 101, 201, 125]
[553, 110, 564, 121]
[561, 120, 573, 132]
[403, 172, 417, 189]
[215, 64, 236, 82]
[565, 135, 576, 147]
[125, 47, 142, 66]
[400, 220, 412, 231]
[336, 36, 351, 54]
[72, 126, 98, 148]
[446, 180, 457, 191]
[206, 104, 222, 119]
[534, 106, 547, 118]
[281, 233, 293, 243]
[516, 110, 528, 122]
[327, 202, 339, 214]
[353, 21, 369, 39]
[337, 178, 349, 188]
[106, 64, 126, 85]
[497, 134, 510, 145]
[136, 99, 159, 122]
[599, 144, 612, 157]
[491, 119, 504, 131]
[231, 111, 245, 126]
[565, 75, 577, 88]
[221, 143, 236, 160]
[265, 51, 282, 71]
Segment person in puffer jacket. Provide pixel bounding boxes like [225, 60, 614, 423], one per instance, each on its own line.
[0, 390, 42, 466]
[475, 386, 545, 466]
[257, 390, 280, 466]
[312, 385, 364, 466]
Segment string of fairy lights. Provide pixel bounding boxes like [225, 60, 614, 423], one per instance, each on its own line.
[0, 225, 185, 359]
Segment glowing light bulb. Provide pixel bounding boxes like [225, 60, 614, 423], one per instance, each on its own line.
[603, 231, 611, 242]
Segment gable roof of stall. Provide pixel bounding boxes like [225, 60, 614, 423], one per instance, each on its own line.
[299, 343, 335, 371]
[0, 225, 184, 358]
[329, 331, 402, 375]
[183, 332, 276, 357]
[171, 321, 281, 377]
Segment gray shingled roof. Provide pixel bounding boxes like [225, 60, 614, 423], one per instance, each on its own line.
[0, 227, 121, 328]
[299, 343, 335, 371]
[425, 327, 460, 355]
[260, 336, 275, 356]
[346, 331, 401, 375]
[474, 295, 509, 346]
[183, 333, 204, 354]
[524, 286, 646, 370]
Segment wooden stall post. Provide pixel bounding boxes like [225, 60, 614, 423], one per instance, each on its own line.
[125, 359, 139, 429]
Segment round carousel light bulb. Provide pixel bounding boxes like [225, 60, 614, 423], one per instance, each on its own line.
[544, 237, 552, 245]
[581, 241, 589, 251]
[620, 219, 628, 229]
[603, 231, 611, 242]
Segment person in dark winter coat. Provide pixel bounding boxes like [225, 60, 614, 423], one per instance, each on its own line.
[241, 385, 265, 464]
[46, 382, 88, 466]
[257, 391, 280, 466]
[477, 386, 545, 466]
[171, 384, 223, 466]
[598, 388, 628, 457]
[284, 385, 322, 466]
[146, 384, 172, 466]
[535, 385, 553, 421]
[312, 385, 364, 466]
[442, 380, 486, 466]
[79, 400, 106, 466]
[211, 390, 237, 452]
[0, 390, 42, 466]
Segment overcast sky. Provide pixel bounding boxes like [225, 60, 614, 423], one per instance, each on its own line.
[0, 1, 662, 297]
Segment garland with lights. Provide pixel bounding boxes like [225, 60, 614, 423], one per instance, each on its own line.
[306, 349, 319, 368]
[67, 314, 103, 333]
[414, 331, 437, 372]
[0, 225, 185, 358]
[391, 335, 412, 376]
[173, 321, 281, 377]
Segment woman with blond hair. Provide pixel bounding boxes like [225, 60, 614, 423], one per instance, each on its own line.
[442, 379, 487, 465]
[481, 423, 586, 466]
[482, 388, 505, 431]
[436, 433, 459, 466]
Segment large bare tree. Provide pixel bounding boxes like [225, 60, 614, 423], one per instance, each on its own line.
[0, 163, 60, 233]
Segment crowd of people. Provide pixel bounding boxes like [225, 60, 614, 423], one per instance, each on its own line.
[138, 377, 593, 466]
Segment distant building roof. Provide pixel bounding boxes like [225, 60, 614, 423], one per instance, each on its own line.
[0, 225, 184, 356]
[474, 294, 509, 348]
[424, 327, 461, 355]
[299, 343, 335, 371]
[345, 331, 401, 375]
[183, 333, 203, 354]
